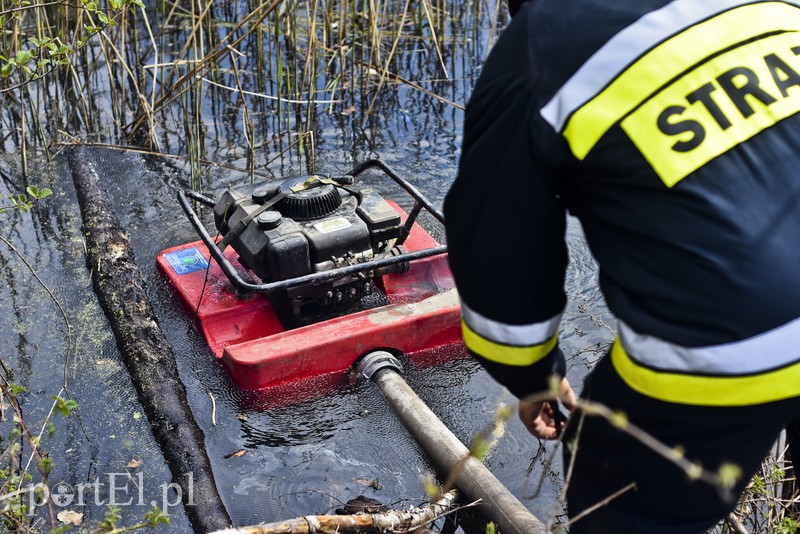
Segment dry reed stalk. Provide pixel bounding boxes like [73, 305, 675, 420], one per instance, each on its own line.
[361, 0, 412, 126]
[420, 0, 448, 79]
[127, 0, 282, 135]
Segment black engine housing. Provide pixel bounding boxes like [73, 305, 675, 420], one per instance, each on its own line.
[212, 175, 404, 308]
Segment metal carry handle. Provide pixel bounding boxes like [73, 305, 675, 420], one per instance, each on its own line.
[177, 159, 448, 294]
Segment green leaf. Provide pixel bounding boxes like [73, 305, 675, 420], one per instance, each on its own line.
[144, 505, 170, 527]
[8, 383, 27, 396]
[26, 185, 51, 199]
[38, 456, 53, 475]
[16, 194, 32, 212]
[420, 473, 439, 499]
[96, 11, 109, 24]
[53, 396, 78, 417]
[98, 505, 121, 532]
[717, 462, 742, 490]
[770, 464, 786, 481]
[752, 475, 767, 497]
[13, 49, 33, 66]
[469, 435, 490, 461]
[35, 37, 52, 49]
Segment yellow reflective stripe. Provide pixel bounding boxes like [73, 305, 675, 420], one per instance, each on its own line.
[462, 320, 558, 367]
[460, 300, 562, 346]
[564, 2, 800, 160]
[611, 339, 800, 406]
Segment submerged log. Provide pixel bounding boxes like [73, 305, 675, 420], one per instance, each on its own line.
[209, 491, 458, 534]
[68, 147, 231, 532]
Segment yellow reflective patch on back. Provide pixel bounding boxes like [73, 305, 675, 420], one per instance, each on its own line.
[623, 32, 800, 187]
[563, 2, 800, 160]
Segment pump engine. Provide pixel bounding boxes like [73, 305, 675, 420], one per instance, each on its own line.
[212, 174, 407, 312]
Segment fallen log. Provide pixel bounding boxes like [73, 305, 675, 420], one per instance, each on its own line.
[68, 147, 231, 532]
[209, 490, 458, 534]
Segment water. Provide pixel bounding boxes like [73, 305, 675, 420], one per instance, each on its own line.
[48, 142, 611, 532]
[0, 155, 190, 532]
[0, 2, 617, 531]
[0, 127, 615, 534]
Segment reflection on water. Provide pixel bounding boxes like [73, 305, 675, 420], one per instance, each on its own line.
[0, 1, 618, 531]
[0, 156, 192, 532]
[0, 140, 613, 532]
[1, 137, 616, 534]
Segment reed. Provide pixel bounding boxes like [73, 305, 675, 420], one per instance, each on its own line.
[712, 439, 799, 534]
[1, 0, 494, 178]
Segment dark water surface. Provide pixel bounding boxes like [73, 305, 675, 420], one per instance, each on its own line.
[0, 3, 617, 531]
[0, 139, 613, 531]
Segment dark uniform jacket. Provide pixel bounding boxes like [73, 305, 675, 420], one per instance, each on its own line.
[444, 0, 800, 405]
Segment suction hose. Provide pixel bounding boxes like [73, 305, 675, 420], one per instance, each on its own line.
[357, 351, 546, 534]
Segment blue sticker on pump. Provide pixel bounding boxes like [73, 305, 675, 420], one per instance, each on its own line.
[165, 248, 209, 275]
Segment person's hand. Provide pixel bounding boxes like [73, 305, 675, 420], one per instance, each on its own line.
[518, 378, 576, 440]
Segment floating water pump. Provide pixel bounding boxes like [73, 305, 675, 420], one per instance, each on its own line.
[157, 160, 464, 393]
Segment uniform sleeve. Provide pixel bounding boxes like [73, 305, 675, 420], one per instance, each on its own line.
[443, 11, 569, 399]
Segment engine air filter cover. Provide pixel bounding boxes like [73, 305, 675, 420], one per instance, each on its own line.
[277, 176, 343, 221]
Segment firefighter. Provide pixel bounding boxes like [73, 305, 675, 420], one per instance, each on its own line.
[443, 0, 800, 532]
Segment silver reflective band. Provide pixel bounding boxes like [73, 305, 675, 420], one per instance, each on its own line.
[539, 0, 797, 132]
[618, 318, 800, 375]
[460, 300, 562, 346]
